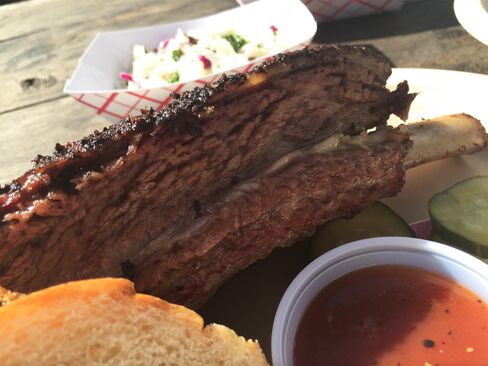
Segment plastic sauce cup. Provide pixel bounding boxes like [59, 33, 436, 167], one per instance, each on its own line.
[271, 237, 488, 366]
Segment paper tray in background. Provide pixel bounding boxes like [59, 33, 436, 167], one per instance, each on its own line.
[239, 0, 406, 23]
[64, 0, 316, 123]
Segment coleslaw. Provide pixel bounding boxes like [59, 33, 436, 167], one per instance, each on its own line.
[120, 25, 285, 89]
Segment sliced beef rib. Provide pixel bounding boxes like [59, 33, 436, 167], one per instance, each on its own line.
[0, 45, 414, 306]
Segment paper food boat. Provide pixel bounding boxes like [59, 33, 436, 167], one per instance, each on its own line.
[64, 0, 317, 123]
[239, 0, 406, 23]
[302, 0, 406, 22]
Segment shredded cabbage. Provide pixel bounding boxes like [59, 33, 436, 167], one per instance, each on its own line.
[120, 25, 284, 89]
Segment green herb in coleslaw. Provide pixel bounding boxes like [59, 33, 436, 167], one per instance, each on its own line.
[119, 25, 284, 89]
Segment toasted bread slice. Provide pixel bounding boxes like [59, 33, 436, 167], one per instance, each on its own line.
[0, 278, 268, 366]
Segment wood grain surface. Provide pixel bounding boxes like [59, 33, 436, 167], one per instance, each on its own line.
[1, 0, 487, 184]
[0, 0, 235, 182]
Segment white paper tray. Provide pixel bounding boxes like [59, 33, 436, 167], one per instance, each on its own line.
[64, 0, 316, 122]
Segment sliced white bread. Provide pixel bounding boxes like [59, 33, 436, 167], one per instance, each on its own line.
[0, 278, 268, 366]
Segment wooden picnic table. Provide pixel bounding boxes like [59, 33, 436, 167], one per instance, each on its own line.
[1, 0, 487, 185]
[1, 0, 488, 359]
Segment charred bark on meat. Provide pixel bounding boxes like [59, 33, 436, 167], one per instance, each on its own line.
[0, 45, 415, 306]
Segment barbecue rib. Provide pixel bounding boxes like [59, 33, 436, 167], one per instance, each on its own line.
[0, 45, 417, 306]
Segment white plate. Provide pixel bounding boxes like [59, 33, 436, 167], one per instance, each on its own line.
[385, 68, 488, 223]
[199, 68, 488, 360]
[454, 0, 488, 46]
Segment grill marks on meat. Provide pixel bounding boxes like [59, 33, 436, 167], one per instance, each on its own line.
[0, 45, 414, 303]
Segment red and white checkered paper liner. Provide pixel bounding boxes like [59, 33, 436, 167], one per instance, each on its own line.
[65, 0, 316, 123]
[302, 0, 405, 22]
[239, 0, 406, 23]
[70, 43, 310, 123]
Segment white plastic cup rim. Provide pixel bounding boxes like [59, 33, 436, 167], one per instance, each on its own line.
[271, 237, 488, 366]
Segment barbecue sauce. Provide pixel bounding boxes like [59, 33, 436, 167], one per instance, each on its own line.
[294, 265, 488, 365]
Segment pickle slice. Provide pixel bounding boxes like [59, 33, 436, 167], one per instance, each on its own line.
[430, 229, 488, 261]
[429, 176, 488, 258]
[309, 202, 414, 260]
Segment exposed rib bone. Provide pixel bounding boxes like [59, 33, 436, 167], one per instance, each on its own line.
[405, 113, 487, 169]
